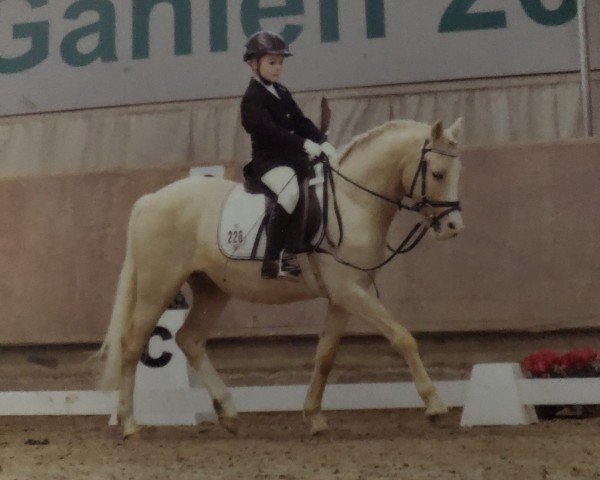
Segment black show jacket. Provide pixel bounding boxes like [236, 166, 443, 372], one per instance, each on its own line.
[241, 78, 326, 179]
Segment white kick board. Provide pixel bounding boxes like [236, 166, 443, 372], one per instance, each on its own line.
[3, 374, 600, 427]
[0, 381, 467, 419]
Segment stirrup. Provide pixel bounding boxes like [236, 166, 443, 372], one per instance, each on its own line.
[279, 251, 302, 278]
[260, 253, 302, 281]
[261, 259, 280, 279]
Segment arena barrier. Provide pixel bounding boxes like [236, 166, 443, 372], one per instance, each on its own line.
[1, 310, 599, 427]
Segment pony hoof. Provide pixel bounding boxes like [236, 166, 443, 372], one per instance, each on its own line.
[307, 412, 329, 436]
[219, 416, 239, 435]
[122, 421, 140, 439]
[425, 397, 449, 417]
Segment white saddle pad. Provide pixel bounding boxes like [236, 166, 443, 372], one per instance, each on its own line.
[218, 170, 325, 260]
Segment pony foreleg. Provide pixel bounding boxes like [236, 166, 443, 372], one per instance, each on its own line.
[197, 356, 238, 433]
[303, 304, 348, 435]
[333, 286, 447, 417]
[175, 275, 238, 434]
[176, 336, 238, 434]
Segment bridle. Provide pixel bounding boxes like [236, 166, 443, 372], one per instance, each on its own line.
[404, 139, 462, 226]
[314, 139, 461, 272]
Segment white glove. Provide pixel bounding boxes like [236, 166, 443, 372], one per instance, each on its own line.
[320, 141, 337, 158]
[303, 139, 321, 159]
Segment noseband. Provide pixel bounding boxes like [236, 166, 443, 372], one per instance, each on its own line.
[315, 140, 461, 272]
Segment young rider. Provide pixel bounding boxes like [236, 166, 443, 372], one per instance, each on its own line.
[241, 31, 336, 280]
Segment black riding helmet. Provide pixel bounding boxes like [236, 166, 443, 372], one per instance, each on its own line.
[243, 31, 292, 62]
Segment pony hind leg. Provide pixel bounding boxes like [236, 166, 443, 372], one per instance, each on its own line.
[117, 260, 188, 438]
[175, 273, 238, 434]
[303, 304, 349, 435]
[118, 293, 175, 438]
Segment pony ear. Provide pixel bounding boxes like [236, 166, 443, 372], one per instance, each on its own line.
[431, 120, 443, 140]
[447, 117, 464, 141]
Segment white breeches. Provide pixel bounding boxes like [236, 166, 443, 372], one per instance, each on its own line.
[261, 166, 299, 214]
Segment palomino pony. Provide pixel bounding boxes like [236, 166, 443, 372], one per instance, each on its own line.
[98, 118, 465, 438]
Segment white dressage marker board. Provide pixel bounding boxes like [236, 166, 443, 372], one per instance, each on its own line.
[461, 363, 600, 426]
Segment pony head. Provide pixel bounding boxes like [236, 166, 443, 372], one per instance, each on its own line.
[404, 118, 464, 240]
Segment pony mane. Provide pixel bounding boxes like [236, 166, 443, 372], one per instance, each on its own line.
[337, 119, 427, 165]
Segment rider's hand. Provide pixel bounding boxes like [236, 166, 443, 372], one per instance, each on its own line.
[303, 139, 322, 160]
[320, 142, 337, 158]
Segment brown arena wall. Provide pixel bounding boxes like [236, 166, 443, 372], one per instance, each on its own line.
[0, 167, 188, 345]
[1, 139, 599, 345]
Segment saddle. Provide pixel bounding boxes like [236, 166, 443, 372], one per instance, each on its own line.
[218, 165, 325, 260]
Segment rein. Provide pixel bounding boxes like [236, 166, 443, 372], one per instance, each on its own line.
[313, 140, 461, 272]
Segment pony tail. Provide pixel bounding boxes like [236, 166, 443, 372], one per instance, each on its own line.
[96, 205, 140, 390]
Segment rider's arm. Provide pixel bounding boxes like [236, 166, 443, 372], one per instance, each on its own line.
[287, 95, 327, 145]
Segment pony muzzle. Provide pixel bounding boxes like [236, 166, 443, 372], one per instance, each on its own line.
[419, 203, 463, 238]
[434, 210, 464, 239]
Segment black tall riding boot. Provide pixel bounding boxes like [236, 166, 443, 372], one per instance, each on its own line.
[261, 204, 301, 280]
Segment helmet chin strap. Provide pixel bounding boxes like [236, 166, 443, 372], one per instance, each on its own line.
[255, 57, 274, 86]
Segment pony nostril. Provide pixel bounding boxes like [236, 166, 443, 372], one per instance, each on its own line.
[448, 222, 456, 230]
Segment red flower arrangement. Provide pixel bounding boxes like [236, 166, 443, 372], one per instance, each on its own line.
[522, 348, 599, 378]
[522, 348, 600, 419]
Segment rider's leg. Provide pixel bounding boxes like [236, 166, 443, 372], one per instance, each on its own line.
[262, 204, 298, 279]
[260, 166, 301, 279]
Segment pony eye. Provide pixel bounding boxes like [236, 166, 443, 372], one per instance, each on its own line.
[432, 171, 445, 180]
